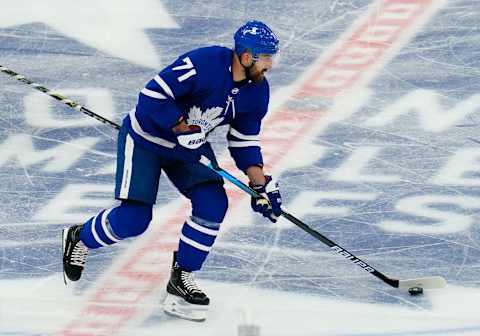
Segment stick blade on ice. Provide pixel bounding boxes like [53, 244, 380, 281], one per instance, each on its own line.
[398, 276, 447, 289]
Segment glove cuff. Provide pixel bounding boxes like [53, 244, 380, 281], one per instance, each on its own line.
[249, 175, 270, 191]
[176, 125, 206, 149]
[264, 176, 279, 193]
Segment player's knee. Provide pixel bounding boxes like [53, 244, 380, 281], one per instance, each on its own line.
[190, 183, 228, 224]
[109, 200, 153, 238]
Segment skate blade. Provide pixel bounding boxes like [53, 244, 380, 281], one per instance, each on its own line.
[163, 294, 209, 322]
[61, 228, 70, 286]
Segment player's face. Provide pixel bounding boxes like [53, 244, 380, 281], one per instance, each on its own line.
[247, 53, 275, 82]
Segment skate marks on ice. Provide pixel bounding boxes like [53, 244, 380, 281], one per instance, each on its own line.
[140, 281, 480, 336]
[1, 0, 480, 335]
[0, 0, 178, 69]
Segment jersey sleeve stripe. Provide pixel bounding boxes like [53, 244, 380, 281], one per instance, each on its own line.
[228, 140, 261, 148]
[129, 109, 176, 148]
[154, 75, 175, 99]
[228, 127, 260, 140]
[141, 88, 167, 100]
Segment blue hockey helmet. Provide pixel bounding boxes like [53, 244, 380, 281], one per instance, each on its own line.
[234, 20, 279, 59]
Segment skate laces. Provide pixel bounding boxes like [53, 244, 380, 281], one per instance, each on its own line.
[70, 241, 88, 267]
[181, 271, 202, 294]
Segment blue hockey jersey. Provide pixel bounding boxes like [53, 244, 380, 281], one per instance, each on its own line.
[124, 46, 270, 172]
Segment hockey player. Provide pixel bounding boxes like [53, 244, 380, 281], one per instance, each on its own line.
[62, 20, 282, 322]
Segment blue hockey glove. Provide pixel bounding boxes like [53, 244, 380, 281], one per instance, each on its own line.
[250, 176, 282, 223]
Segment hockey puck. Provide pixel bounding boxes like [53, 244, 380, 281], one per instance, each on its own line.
[408, 286, 423, 296]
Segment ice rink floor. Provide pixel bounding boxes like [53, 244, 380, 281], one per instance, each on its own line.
[1, 1, 480, 335]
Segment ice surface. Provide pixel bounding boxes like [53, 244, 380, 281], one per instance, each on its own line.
[1, 0, 480, 335]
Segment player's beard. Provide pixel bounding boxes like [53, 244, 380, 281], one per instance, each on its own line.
[246, 66, 266, 83]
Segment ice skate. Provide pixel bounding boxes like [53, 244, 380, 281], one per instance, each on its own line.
[163, 252, 210, 322]
[62, 225, 88, 284]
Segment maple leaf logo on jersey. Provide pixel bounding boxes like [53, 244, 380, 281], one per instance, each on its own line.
[187, 106, 224, 133]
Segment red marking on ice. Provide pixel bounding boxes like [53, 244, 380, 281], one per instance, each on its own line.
[57, 0, 440, 334]
[297, 0, 434, 99]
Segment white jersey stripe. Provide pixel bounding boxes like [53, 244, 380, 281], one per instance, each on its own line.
[141, 88, 167, 100]
[154, 75, 175, 99]
[179, 234, 212, 252]
[228, 140, 261, 148]
[119, 133, 134, 199]
[186, 217, 219, 236]
[91, 213, 109, 247]
[229, 127, 260, 141]
[101, 208, 121, 243]
[129, 110, 176, 148]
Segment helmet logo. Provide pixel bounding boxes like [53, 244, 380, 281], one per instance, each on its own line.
[243, 27, 258, 35]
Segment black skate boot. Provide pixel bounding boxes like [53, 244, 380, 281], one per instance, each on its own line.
[163, 251, 209, 322]
[62, 225, 88, 284]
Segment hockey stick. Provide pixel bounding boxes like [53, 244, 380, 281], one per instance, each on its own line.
[0, 65, 121, 130]
[198, 157, 447, 290]
[1, 65, 446, 290]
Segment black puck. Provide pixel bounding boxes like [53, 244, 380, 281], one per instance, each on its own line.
[408, 286, 423, 296]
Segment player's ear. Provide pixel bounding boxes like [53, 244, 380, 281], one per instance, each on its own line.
[240, 51, 253, 66]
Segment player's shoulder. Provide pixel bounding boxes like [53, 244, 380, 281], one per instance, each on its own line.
[175, 46, 232, 85]
[183, 46, 232, 68]
[187, 45, 232, 57]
